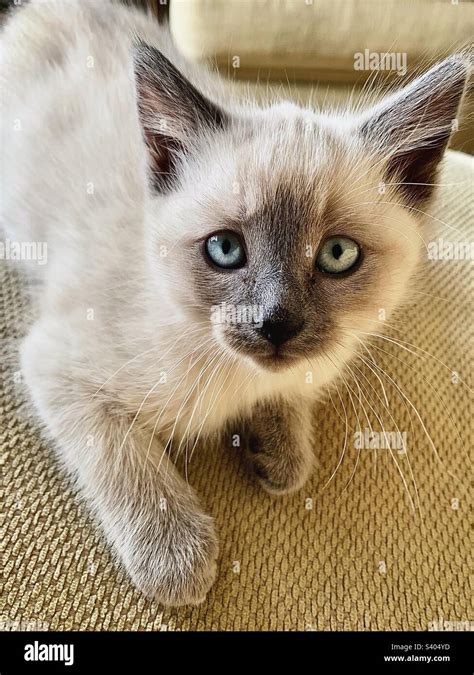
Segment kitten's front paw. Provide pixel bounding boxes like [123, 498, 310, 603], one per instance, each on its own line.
[120, 507, 218, 606]
[245, 434, 314, 496]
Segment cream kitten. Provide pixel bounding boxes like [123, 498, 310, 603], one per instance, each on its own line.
[0, 0, 469, 605]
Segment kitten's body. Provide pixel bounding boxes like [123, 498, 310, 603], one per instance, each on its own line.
[1, 0, 340, 433]
[1, 0, 469, 604]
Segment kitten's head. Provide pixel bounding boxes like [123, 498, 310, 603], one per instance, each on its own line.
[134, 44, 469, 375]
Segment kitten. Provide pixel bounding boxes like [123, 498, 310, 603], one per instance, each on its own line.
[1, 0, 469, 605]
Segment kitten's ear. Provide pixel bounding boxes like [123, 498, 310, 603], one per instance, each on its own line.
[358, 54, 471, 204]
[133, 41, 228, 190]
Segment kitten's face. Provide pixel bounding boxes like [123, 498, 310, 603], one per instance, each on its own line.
[137, 46, 467, 375]
[151, 105, 420, 372]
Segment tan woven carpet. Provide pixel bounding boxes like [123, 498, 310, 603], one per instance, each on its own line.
[1, 150, 472, 631]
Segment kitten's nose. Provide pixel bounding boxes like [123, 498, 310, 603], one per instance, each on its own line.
[260, 318, 304, 347]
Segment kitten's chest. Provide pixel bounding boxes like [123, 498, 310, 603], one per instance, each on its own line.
[140, 361, 254, 441]
[136, 359, 297, 442]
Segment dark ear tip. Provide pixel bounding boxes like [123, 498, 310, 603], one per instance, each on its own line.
[436, 49, 473, 89]
[132, 39, 154, 72]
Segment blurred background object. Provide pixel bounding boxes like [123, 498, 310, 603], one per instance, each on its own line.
[166, 0, 474, 153]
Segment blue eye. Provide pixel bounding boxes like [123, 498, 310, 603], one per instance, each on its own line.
[205, 231, 246, 269]
[316, 236, 360, 274]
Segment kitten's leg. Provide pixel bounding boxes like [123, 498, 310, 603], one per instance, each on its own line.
[20, 324, 218, 606]
[242, 397, 315, 495]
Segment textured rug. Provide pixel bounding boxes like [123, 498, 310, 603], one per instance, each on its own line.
[1, 150, 472, 631]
